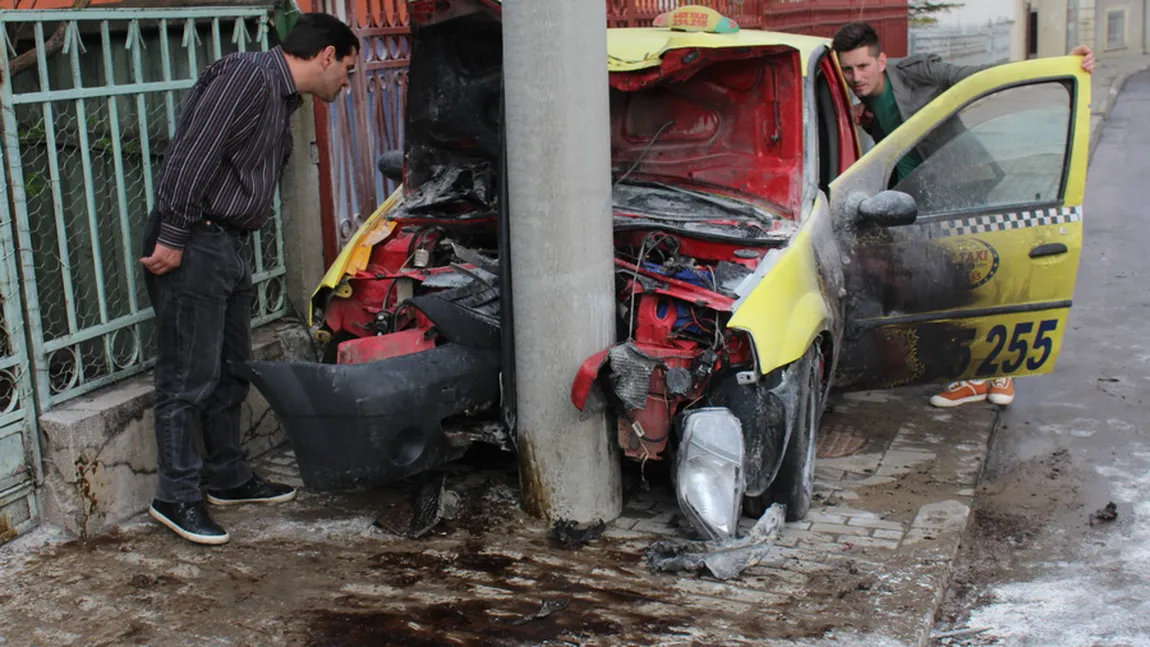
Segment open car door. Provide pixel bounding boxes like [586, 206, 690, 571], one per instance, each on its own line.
[829, 57, 1091, 391]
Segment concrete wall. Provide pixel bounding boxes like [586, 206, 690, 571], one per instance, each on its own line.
[1034, 0, 1072, 57]
[1013, 0, 1031, 60]
[1031, 0, 1148, 55]
[37, 322, 315, 539]
[280, 96, 328, 324]
[1096, 0, 1146, 53]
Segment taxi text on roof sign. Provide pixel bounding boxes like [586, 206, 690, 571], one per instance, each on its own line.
[653, 5, 740, 34]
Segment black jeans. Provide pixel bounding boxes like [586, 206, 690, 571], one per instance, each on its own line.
[142, 214, 254, 503]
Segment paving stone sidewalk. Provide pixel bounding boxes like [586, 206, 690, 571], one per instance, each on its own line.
[0, 387, 996, 647]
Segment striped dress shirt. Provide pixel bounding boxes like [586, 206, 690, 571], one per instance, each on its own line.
[153, 46, 303, 249]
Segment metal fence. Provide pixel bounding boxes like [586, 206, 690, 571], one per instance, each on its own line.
[909, 21, 1015, 67]
[0, 7, 289, 415]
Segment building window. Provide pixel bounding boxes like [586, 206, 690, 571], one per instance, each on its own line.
[1106, 9, 1127, 50]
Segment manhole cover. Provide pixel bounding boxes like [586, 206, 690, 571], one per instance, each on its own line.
[817, 425, 868, 459]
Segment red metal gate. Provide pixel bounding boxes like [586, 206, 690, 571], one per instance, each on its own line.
[311, 0, 908, 265]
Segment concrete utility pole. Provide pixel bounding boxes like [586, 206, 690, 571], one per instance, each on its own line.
[502, 0, 622, 523]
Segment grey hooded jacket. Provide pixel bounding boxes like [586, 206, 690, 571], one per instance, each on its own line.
[864, 53, 1003, 209]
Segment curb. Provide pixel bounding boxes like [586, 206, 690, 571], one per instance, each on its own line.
[913, 408, 1007, 647]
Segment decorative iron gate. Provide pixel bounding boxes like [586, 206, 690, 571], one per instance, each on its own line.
[0, 6, 289, 535]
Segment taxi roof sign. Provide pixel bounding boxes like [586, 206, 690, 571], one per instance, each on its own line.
[653, 6, 740, 34]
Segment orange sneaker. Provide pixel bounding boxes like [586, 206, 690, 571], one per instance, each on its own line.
[988, 377, 1014, 405]
[929, 380, 988, 408]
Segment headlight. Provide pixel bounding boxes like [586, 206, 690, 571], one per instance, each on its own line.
[676, 408, 745, 541]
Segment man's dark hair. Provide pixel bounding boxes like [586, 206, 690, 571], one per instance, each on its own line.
[281, 13, 361, 60]
[832, 22, 882, 56]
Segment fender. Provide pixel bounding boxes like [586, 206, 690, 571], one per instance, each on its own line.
[727, 222, 831, 375]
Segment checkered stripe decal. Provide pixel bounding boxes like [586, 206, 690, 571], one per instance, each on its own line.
[932, 206, 1082, 236]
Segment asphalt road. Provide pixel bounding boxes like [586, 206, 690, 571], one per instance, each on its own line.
[936, 70, 1150, 646]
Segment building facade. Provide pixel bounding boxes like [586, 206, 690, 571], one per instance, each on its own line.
[1028, 0, 1150, 57]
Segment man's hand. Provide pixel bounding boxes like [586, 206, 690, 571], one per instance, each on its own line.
[852, 103, 874, 129]
[1070, 45, 1096, 73]
[140, 243, 184, 276]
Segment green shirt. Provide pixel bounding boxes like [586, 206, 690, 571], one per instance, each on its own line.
[862, 73, 923, 184]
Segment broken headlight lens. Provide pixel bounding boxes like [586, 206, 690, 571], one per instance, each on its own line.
[675, 407, 745, 541]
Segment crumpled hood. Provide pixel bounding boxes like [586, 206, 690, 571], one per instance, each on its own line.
[404, 1, 804, 216]
[403, 1, 503, 207]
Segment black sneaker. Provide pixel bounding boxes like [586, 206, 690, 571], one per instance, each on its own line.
[149, 500, 230, 545]
[205, 474, 297, 506]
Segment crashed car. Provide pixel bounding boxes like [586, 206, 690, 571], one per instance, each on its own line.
[242, 3, 1090, 539]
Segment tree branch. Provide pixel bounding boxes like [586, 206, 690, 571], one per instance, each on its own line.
[4, 0, 93, 84]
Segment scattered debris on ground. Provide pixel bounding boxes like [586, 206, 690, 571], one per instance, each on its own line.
[547, 519, 606, 550]
[645, 504, 786, 580]
[1088, 501, 1118, 526]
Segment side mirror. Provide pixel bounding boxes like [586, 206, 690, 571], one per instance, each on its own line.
[856, 190, 918, 227]
[377, 150, 404, 183]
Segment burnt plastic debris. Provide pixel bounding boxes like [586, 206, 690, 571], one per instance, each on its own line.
[406, 472, 449, 539]
[645, 503, 786, 580]
[510, 597, 570, 626]
[1090, 502, 1118, 526]
[547, 519, 607, 550]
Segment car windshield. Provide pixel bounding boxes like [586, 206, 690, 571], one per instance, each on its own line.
[611, 179, 779, 225]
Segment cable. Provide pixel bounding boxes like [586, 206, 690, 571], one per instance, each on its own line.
[614, 121, 676, 187]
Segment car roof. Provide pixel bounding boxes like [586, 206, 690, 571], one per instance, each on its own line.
[606, 27, 829, 75]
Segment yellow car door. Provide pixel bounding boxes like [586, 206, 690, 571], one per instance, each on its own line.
[829, 57, 1090, 391]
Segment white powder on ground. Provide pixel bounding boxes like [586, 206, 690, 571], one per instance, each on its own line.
[963, 447, 1150, 647]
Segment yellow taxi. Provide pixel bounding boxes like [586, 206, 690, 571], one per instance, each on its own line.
[242, 3, 1088, 538]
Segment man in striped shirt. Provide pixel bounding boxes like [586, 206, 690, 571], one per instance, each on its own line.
[139, 13, 359, 545]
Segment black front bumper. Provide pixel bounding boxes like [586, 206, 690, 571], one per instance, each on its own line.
[237, 343, 501, 492]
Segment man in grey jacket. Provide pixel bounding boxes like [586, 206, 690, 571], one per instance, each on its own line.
[833, 22, 1094, 182]
[831, 21, 1094, 408]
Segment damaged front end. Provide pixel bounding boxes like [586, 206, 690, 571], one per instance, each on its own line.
[241, 0, 511, 491]
[246, 0, 824, 550]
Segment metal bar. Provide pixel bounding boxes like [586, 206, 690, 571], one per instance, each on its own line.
[211, 17, 223, 61]
[159, 19, 177, 140]
[234, 16, 248, 53]
[129, 21, 156, 213]
[48, 362, 153, 406]
[0, 26, 48, 484]
[185, 18, 199, 80]
[101, 21, 142, 339]
[0, 481, 35, 510]
[3, 25, 62, 413]
[10, 80, 198, 106]
[252, 266, 286, 284]
[257, 14, 269, 49]
[35, 23, 80, 339]
[0, 8, 270, 22]
[0, 356, 28, 373]
[249, 17, 269, 318]
[69, 23, 110, 386]
[41, 308, 155, 353]
[0, 421, 29, 441]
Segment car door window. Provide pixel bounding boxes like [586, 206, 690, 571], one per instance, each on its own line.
[891, 81, 1073, 217]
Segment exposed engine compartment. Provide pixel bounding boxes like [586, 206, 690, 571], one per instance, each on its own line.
[247, 0, 811, 495]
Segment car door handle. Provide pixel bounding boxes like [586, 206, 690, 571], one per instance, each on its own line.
[1030, 243, 1068, 258]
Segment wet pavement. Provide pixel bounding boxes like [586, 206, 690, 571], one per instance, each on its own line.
[0, 387, 995, 647]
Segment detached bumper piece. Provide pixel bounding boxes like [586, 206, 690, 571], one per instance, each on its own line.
[237, 343, 500, 492]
